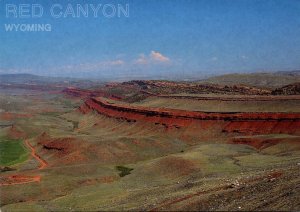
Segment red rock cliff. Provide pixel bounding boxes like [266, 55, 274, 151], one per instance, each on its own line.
[82, 97, 300, 135]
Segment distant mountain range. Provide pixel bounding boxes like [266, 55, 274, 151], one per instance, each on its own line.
[0, 73, 76, 84]
[0, 73, 105, 88]
[1, 71, 300, 89]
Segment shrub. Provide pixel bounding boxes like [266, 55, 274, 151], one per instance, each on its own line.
[116, 165, 134, 177]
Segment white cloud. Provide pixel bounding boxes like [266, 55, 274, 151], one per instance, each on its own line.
[41, 53, 178, 74]
[134, 54, 148, 65]
[134, 51, 171, 65]
[150, 51, 170, 62]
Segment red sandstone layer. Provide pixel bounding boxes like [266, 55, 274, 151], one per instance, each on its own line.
[88, 97, 300, 121]
[82, 97, 300, 135]
[63, 88, 121, 100]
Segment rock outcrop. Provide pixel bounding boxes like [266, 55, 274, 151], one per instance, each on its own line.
[272, 83, 300, 95]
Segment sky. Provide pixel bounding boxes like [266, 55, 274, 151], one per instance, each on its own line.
[0, 0, 300, 79]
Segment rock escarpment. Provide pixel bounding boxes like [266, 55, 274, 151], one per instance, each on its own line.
[81, 97, 300, 135]
[272, 83, 300, 95]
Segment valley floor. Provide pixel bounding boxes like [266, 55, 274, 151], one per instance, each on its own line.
[0, 88, 299, 211]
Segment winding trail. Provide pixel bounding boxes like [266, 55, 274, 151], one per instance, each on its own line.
[25, 140, 48, 170]
[0, 140, 48, 186]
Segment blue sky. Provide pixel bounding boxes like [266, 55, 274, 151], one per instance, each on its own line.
[1, 0, 300, 79]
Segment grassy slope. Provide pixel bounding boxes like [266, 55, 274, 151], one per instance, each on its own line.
[2, 141, 299, 211]
[201, 72, 300, 88]
[134, 96, 300, 112]
[0, 138, 28, 166]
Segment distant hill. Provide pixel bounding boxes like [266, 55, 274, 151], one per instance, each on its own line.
[0, 73, 104, 89]
[0, 73, 71, 84]
[201, 71, 300, 88]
